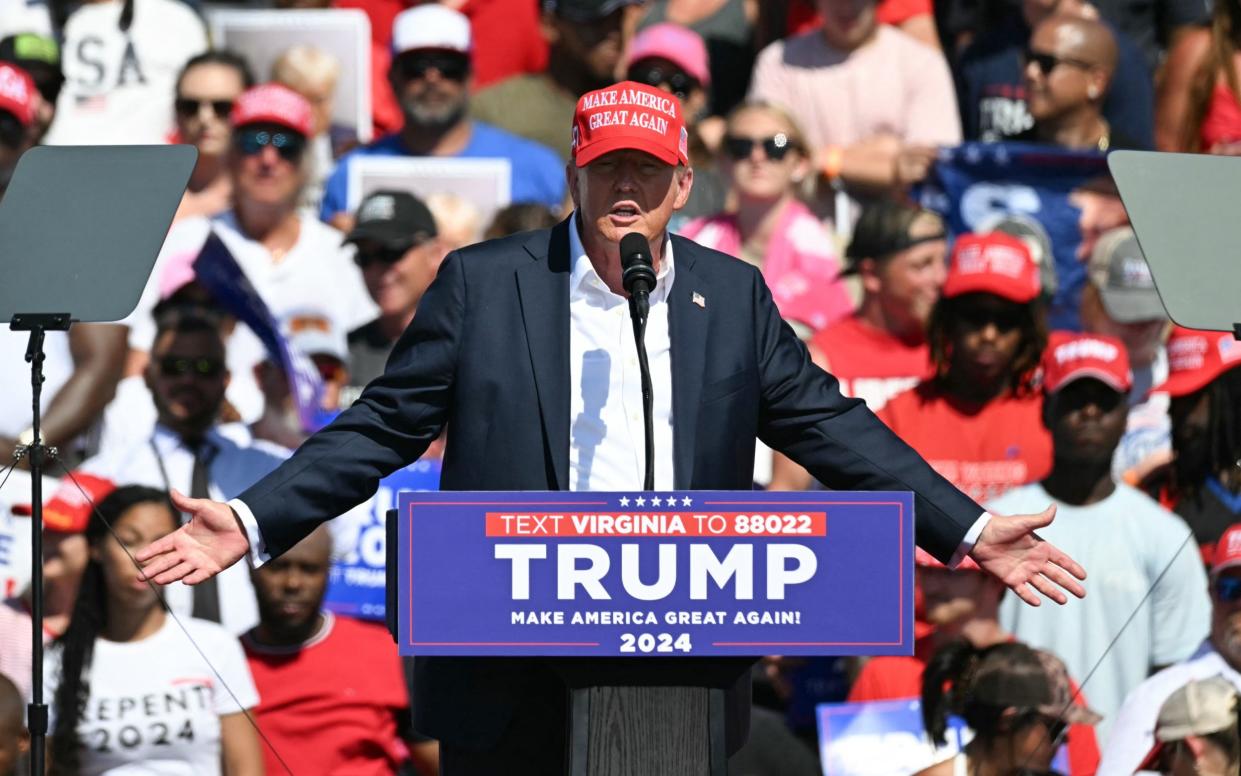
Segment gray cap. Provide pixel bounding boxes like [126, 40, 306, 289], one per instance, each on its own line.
[1088, 226, 1166, 323]
[1156, 676, 1239, 742]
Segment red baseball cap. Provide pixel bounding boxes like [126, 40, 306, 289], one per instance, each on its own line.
[1042, 331, 1132, 394]
[943, 232, 1041, 303]
[1157, 326, 1241, 398]
[1212, 523, 1241, 577]
[35, 473, 116, 534]
[571, 80, 688, 168]
[230, 83, 313, 137]
[0, 62, 35, 127]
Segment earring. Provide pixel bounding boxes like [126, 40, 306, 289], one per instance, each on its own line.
[1088, 86, 1099, 99]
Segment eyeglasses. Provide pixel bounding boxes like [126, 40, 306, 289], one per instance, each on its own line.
[234, 128, 306, 162]
[353, 245, 409, 268]
[396, 52, 469, 82]
[628, 62, 700, 100]
[1023, 49, 1095, 76]
[723, 133, 797, 162]
[1214, 575, 1241, 603]
[175, 98, 234, 120]
[157, 356, 225, 379]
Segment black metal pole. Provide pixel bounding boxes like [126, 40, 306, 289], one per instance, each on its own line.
[12, 313, 71, 776]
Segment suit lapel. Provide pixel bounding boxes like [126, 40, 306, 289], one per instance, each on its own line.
[516, 220, 572, 490]
[668, 236, 709, 490]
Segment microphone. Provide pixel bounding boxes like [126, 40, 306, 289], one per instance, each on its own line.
[620, 232, 656, 307]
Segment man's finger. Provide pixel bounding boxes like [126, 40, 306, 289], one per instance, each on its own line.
[135, 533, 177, 563]
[1020, 504, 1057, 530]
[1012, 582, 1042, 607]
[183, 566, 218, 585]
[1042, 560, 1087, 598]
[1029, 573, 1068, 605]
[149, 560, 196, 585]
[1047, 547, 1087, 582]
[138, 551, 182, 580]
[169, 488, 200, 514]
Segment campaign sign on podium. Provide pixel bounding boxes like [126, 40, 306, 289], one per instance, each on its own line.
[394, 490, 913, 657]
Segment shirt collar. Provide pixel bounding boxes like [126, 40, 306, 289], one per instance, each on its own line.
[152, 422, 223, 455]
[568, 210, 674, 303]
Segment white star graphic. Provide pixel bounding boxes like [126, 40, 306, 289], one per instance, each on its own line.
[681, 496, 693, 506]
[651, 496, 663, 507]
[618, 496, 630, 507]
[635, 496, 646, 507]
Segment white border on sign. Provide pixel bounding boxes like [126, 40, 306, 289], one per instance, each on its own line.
[207, 8, 373, 143]
[346, 156, 513, 231]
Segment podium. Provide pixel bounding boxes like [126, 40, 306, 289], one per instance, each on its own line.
[386, 490, 915, 774]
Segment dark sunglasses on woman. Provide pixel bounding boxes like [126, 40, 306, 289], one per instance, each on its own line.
[175, 98, 234, 120]
[723, 133, 797, 162]
[628, 62, 700, 100]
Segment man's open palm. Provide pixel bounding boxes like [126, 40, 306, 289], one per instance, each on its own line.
[972, 505, 1087, 606]
[136, 489, 250, 585]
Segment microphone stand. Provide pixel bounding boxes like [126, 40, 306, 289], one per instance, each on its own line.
[11, 312, 71, 776]
[627, 293, 655, 491]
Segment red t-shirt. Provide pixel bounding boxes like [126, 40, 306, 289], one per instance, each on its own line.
[878, 382, 1052, 504]
[848, 654, 1101, 776]
[812, 316, 933, 410]
[243, 612, 410, 776]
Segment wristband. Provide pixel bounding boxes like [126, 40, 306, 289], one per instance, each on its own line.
[821, 145, 843, 180]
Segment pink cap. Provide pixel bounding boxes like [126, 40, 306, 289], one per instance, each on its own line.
[1042, 331, 1133, 394]
[0, 62, 34, 127]
[626, 23, 711, 87]
[230, 83, 313, 137]
[943, 232, 1041, 304]
[159, 249, 200, 300]
[1157, 326, 1241, 398]
[572, 80, 688, 167]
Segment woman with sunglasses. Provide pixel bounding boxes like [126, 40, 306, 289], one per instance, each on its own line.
[915, 640, 1100, 776]
[879, 232, 1051, 504]
[680, 100, 851, 335]
[1157, 0, 1241, 153]
[46, 485, 263, 776]
[172, 51, 254, 221]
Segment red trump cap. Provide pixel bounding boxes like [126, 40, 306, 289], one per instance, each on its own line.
[230, 83, 314, 137]
[1042, 331, 1132, 394]
[1158, 326, 1241, 398]
[943, 232, 1041, 304]
[571, 80, 688, 168]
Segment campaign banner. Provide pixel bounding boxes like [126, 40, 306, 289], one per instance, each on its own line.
[817, 698, 1069, 776]
[324, 458, 441, 621]
[395, 490, 914, 657]
[921, 142, 1117, 331]
[192, 232, 331, 433]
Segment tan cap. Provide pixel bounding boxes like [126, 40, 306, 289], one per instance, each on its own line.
[1156, 676, 1239, 742]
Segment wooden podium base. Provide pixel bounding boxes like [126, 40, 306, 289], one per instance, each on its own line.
[569, 687, 727, 776]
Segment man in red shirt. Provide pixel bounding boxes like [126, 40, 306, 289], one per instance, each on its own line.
[243, 526, 438, 775]
[879, 232, 1052, 503]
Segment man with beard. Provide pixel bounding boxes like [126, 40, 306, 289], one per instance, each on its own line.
[1099, 523, 1241, 774]
[992, 332, 1210, 737]
[320, 4, 566, 229]
[71, 310, 289, 634]
[243, 526, 438, 775]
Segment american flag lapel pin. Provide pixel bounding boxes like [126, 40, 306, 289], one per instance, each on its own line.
[692, 292, 706, 308]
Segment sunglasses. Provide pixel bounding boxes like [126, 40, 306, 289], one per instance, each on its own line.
[175, 97, 234, 120]
[397, 52, 469, 82]
[234, 128, 306, 162]
[353, 245, 408, 268]
[628, 62, 700, 100]
[723, 133, 798, 162]
[956, 304, 1026, 332]
[1215, 575, 1241, 603]
[1023, 49, 1095, 76]
[157, 356, 225, 379]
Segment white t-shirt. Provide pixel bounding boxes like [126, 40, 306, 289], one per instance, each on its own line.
[0, 0, 52, 37]
[991, 482, 1212, 741]
[1098, 641, 1241, 776]
[128, 212, 377, 422]
[45, 616, 259, 776]
[45, 0, 206, 145]
[0, 329, 71, 438]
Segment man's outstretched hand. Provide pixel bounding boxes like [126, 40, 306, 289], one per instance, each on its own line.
[971, 505, 1086, 606]
[136, 489, 250, 585]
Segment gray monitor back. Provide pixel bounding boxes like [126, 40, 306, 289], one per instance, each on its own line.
[1108, 150, 1241, 332]
[0, 145, 196, 323]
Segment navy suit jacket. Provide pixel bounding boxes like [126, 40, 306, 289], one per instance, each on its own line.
[239, 217, 983, 747]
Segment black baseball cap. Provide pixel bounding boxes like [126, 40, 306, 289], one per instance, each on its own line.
[844, 200, 945, 272]
[345, 190, 437, 249]
[543, 0, 643, 21]
[0, 33, 63, 104]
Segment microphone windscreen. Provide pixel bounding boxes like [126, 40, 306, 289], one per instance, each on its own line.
[619, 232, 652, 269]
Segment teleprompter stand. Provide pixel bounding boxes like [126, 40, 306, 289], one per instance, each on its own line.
[0, 146, 195, 776]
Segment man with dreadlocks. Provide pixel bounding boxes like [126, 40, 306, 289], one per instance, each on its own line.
[1150, 326, 1241, 562]
[879, 232, 1052, 504]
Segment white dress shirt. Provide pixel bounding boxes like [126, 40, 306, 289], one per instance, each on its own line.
[81, 424, 289, 634]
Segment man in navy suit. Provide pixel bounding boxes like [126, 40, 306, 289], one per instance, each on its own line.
[140, 80, 1087, 773]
